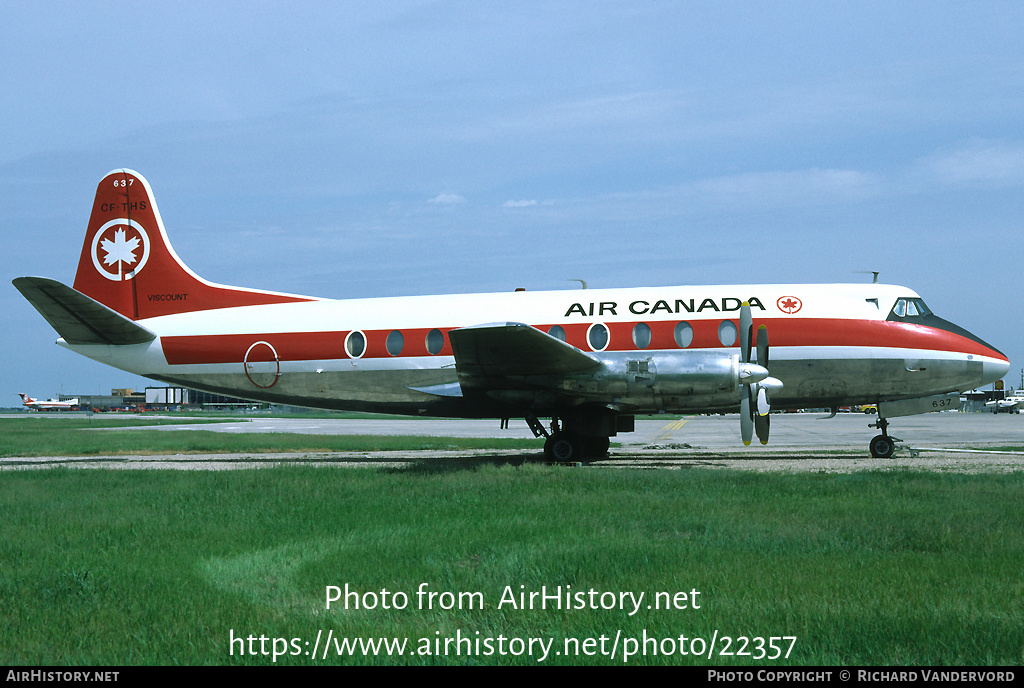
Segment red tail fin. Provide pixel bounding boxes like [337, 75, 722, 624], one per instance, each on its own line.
[72, 169, 311, 320]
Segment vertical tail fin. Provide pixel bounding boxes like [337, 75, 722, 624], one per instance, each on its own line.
[72, 169, 311, 320]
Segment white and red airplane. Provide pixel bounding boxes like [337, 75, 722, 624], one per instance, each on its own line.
[18, 393, 78, 411]
[14, 169, 1009, 459]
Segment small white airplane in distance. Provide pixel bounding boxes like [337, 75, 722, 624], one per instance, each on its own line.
[13, 169, 1010, 459]
[986, 396, 1022, 414]
[18, 393, 79, 411]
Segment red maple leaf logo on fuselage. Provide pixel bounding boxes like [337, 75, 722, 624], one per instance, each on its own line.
[777, 296, 802, 314]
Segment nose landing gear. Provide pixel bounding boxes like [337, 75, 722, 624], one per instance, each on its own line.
[868, 416, 901, 458]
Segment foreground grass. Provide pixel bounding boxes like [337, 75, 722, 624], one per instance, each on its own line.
[0, 418, 536, 457]
[1, 465, 1022, 665]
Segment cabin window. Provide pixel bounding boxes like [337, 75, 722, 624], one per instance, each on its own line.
[548, 325, 566, 341]
[386, 330, 404, 356]
[632, 322, 651, 349]
[425, 329, 444, 355]
[718, 320, 738, 347]
[674, 321, 693, 348]
[588, 323, 609, 351]
[345, 331, 366, 358]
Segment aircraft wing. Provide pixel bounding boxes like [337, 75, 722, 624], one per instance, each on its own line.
[448, 322, 600, 389]
[13, 277, 156, 346]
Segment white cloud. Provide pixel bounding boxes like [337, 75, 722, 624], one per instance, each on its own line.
[915, 140, 1024, 189]
[428, 193, 466, 204]
[502, 199, 537, 207]
[691, 168, 879, 207]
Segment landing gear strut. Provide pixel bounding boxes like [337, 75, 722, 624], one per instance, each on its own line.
[868, 416, 900, 458]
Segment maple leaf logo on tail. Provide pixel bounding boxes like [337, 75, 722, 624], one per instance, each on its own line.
[101, 228, 140, 278]
[90, 219, 151, 281]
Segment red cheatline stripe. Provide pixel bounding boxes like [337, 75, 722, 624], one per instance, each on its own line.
[159, 318, 1005, 365]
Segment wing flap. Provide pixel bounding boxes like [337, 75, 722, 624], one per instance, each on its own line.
[13, 276, 156, 345]
[448, 322, 599, 387]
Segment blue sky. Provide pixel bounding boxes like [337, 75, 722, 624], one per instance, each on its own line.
[3, 1, 1023, 401]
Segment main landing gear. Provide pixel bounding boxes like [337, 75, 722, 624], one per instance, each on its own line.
[543, 430, 610, 462]
[526, 414, 613, 462]
[868, 416, 901, 458]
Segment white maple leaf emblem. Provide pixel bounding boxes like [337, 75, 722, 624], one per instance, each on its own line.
[100, 228, 140, 275]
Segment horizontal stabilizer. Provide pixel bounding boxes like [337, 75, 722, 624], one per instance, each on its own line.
[13, 277, 156, 345]
[449, 322, 599, 386]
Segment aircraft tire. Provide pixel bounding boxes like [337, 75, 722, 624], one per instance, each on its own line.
[869, 434, 895, 459]
[546, 433, 577, 462]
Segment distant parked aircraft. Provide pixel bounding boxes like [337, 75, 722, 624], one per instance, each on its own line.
[986, 396, 1022, 414]
[18, 393, 78, 411]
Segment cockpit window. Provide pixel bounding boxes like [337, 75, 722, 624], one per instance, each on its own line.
[888, 298, 932, 321]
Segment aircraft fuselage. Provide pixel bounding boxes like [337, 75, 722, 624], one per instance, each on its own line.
[62, 283, 1003, 417]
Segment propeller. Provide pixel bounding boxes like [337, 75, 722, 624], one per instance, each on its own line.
[738, 303, 783, 446]
[739, 302, 756, 445]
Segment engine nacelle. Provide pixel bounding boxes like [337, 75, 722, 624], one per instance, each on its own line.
[552, 350, 746, 401]
[487, 351, 751, 413]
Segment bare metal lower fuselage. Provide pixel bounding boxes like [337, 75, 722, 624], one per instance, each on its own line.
[67, 338, 996, 417]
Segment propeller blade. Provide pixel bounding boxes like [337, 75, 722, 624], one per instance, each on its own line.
[756, 324, 769, 368]
[756, 385, 771, 416]
[755, 409, 770, 445]
[754, 324, 774, 445]
[740, 388, 753, 446]
[740, 302, 752, 364]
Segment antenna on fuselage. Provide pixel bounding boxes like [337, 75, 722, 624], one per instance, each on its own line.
[855, 271, 880, 283]
[569, 279, 588, 289]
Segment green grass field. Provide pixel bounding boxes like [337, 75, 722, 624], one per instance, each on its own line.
[2, 454, 1022, 665]
[0, 417, 537, 457]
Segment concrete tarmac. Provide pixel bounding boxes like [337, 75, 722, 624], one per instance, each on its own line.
[134, 411, 1024, 452]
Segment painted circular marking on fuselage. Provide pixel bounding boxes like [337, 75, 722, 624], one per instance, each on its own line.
[244, 341, 280, 388]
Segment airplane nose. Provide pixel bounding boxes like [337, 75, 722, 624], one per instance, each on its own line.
[982, 356, 1010, 387]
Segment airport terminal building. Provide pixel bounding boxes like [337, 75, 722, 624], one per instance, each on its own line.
[53, 387, 261, 411]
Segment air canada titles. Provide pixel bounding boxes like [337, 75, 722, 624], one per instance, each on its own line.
[564, 297, 766, 318]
